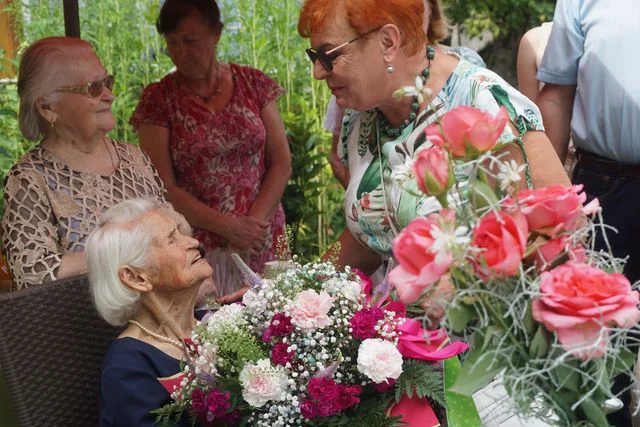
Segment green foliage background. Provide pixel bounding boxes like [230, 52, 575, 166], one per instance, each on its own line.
[0, 0, 554, 256]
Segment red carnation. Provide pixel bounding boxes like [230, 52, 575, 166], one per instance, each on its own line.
[350, 307, 385, 340]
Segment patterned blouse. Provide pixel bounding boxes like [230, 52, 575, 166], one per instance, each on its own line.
[1, 140, 170, 290]
[130, 64, 285, 295]
[339, 58, 545, 256]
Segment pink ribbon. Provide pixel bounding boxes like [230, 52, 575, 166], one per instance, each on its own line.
[388, 393, 441, 426]
[397, 318, 468, 361]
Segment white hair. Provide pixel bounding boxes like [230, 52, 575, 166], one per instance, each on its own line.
[17, 36, 94, 140]
[86, 199, 161, 326]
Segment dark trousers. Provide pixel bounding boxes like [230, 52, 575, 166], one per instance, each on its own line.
[572, 154, 640, 284]
[573, 152, 640, 426]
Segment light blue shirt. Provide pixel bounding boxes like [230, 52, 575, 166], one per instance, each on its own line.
[537, 0, 640, 163]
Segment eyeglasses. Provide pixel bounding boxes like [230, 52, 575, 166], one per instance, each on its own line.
[305, 27, 380, 72]
[57, 75, 115, 98]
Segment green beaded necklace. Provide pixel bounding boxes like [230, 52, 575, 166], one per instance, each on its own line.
[377, 45, 436, 139]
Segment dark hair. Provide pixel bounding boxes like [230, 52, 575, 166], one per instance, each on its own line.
[156, 0, 222, 35]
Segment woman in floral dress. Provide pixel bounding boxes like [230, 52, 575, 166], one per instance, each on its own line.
[131, 0, 291, 298]
[298, 0, 569, 274]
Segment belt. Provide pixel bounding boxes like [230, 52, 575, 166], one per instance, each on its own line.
[575, 148, 640, 178]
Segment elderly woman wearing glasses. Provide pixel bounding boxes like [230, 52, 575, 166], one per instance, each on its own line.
[299, 0, 570, 275]
[1, 37, 173, 290]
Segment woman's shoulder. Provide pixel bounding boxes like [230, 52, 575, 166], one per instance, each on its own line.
[4, 147, 50, 184]
[140, 73, 177, 99]
[447, 60, 537, 109]
[102, 337, 176, 371]
[230, 63, 279, 88]
[449, 59, 508, 89]
[230, 62, 263, 77]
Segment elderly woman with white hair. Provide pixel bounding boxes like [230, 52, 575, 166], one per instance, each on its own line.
[87, 199, 212, 427]
[1, 36, 172, 290]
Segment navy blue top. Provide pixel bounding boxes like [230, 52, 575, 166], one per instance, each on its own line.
[99, 337, 193, 427]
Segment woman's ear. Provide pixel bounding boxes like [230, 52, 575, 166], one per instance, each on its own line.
[379, 24, 402, 63]
[35, 97, 57, 125]
[119, 265, 154, 293]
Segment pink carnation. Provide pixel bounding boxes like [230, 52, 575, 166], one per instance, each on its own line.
[353, 268, 373, 297]
[290, 290, 333, 331]
[350, 307, 385, 340]
[191, 388, 206, 416]
[299, 399, 318, 419]
[300, 379, 362, 419]
[205, 389, 231, 420]
[532, 262, 640, 360]
[262, 313, 294, 342]
[307, 377, 339, 401]
[337, 385, 361, 411]
[270, 341, 294, 366]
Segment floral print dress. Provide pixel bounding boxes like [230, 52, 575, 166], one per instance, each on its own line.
[131, 64, 285, 295]
[338, 58, 544, 257]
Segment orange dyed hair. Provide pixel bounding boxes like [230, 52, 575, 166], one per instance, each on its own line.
[298, 0, 426, 56]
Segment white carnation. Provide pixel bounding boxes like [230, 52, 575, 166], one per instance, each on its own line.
[239, 359, 289, 407]
[357, 338, 403, 383]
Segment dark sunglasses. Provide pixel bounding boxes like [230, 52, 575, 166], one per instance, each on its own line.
[57, 75, 115, 98]
[305, 27, 381, 72]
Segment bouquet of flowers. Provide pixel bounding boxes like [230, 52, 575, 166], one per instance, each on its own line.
[154, 257, 469, 426]
[387, 105, 640, 426]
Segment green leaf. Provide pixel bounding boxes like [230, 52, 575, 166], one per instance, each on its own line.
[450, 328, 504, 396]
[528, 325, 549, 358]
[523, 302, 536, 335]
[612, 347, 636, 377]
[446, 302, 474, 333]
[394, 359, 445, 406]
[579, 397, 609, 427]
[549, 364, 581, 393]
[470, 180, 499, 213]
[450, 350, 504, 396]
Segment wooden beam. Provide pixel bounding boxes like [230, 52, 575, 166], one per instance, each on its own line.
[63, 0, 80, 38]
[0, 0, 18, 78]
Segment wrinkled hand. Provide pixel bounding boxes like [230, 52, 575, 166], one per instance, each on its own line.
[217, 286, 249, 305]
[223, 215, 271, 255]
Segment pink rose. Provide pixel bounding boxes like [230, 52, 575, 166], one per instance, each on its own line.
[531, 235, 586, 271]
[471, 210, 528, 277]
[514, 185, 588, 236]
[389, 210, 456, 304]
[412, 145, 453, 197]
[426, 106, 508, 159]
[532, 262, 640, 360]
[290, 290, 333, 331]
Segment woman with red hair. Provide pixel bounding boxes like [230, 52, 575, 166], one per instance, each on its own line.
[298, 0, 569, 274]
